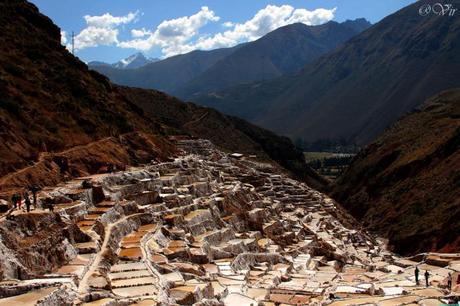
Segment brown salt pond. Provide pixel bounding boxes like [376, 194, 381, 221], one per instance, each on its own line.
[119, 247, 143, 260]
[111, 276, 157, 288]
[112, 285, 157, 297]
[122, 235, 143, 244]
[109, 269, 152, 280]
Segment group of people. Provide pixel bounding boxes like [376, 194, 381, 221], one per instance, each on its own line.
[415, 266, 456, 291]
[415, 266, 431, 287]
[10, 185, 41, 213]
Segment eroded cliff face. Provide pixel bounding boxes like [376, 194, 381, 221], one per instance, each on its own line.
[0, 212, 81, 279]
[0, 139, 457, 305]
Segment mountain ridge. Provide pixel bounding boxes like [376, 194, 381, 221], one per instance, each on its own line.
[89, 46, 241, 93]
[89, 52, 159, 69]
[175, 19, 371, 98]
[89, 19, 371, 97]
[192, 0, 460, 146]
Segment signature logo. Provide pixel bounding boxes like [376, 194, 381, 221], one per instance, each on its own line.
[419, 3, 458, 16]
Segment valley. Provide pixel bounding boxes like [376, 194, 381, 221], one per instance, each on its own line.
[0, 0, 458, 304]
[0, 139, 457, 305]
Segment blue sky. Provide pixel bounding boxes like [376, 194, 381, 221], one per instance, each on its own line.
[30, 0, 416, 63]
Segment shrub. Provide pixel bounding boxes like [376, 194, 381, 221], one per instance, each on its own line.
[0, 98, 21, 116]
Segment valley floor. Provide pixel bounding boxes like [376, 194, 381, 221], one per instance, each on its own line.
[0, 139, 458, 305]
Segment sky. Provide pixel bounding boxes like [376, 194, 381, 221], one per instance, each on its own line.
[30, 0, 417, 63]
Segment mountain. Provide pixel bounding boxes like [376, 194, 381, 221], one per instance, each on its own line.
[332, 89, 460, 255]
[192, 0, 460, 146]
[176, 19, 371, 98]
[89, 46, 241, 93]
[0, 0, 325, 193]
[113, 52, 158, 69]
[88, 52, 158, 70]
[90, 20, 370, 97]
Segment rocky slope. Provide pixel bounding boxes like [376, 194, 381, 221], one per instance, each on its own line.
[0, 0, 323, 194]
[120, 87, 326, 190]
[192, 0, 460, 146]
[332, 89, 460, 255]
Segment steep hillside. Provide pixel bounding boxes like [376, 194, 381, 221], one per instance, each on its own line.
[89, 46, 240, 93]
[176, 19, 370, 97]
[120, 87, 327, 190]
[0, 0, 165, 177]
[332, 89, 460, 255]
[0, 0, 323, 193]
[193, 0, 460, 146]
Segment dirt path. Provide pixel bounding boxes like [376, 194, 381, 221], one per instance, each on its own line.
[77, 213, 138, 295]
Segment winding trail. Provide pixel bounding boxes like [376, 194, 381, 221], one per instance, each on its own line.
[77, 213, 139, 295]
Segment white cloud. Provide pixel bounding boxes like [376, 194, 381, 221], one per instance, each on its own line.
[131, 28, 152, 38]
[222, 21, 234, 28]
[74, 11, 138, 51]
[75, 27, 119, 50]
[84, 11, 138, 28]
[118, 6, 220, 57]
[192, 5, 336, 51]
[118, 5, 336, 57]
[61, 30, 67, 45]
[287, 8, 336, 25]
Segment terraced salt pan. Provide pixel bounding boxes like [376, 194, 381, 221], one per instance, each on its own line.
[223, 292, 257, 305]
[112, 285, 157, 297]
[379, 295, 420, 306]
[0, 286, 58, 306]
[129, 299, 158, 305]
[119, 247, 143, 260]
[81, 298, 114, 305]
[111, 276, 157, 288]
[109, 269, 152, 280]
[111, 262, 147, 272]
[2, 139, 457, 305]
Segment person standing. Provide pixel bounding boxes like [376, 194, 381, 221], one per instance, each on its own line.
[23, 192, 31, 213]
[29, 185, 40, 209]
[415, 266, 420, 285]
[16, 193, 22, 210]
[11, 193, 18, 209]
[447, 273, 452, 291]
[425, 270, 430, 287]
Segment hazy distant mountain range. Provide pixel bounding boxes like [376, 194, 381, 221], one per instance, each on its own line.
[89, 52, 159, 69]
[89, 19, 371, 96]
[89, 46, 242, 93]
